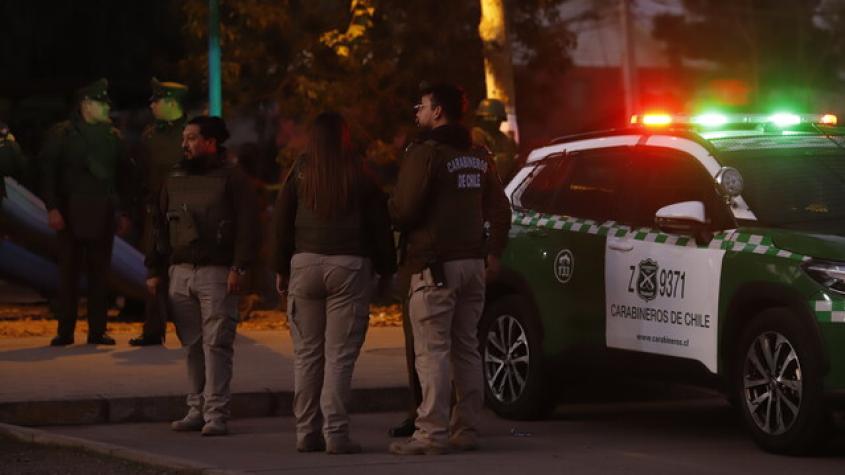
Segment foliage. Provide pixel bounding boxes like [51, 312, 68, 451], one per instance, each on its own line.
[180, 0, 578, 152]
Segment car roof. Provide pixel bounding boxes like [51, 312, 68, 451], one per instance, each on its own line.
[530, 127, 845, 162]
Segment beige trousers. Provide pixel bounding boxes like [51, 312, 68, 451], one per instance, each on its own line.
[409, 259, 485, 444]
[287, 253, 372, 444]
[168, 264, 239, 423]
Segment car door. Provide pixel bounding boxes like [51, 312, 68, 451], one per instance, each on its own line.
[604, 146, 734, 372]
[511, 148, 629, 352]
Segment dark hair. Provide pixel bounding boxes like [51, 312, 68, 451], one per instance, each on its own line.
[420, 83, 467, 122]
[188, 115, 230, 145]
[300, 112, 362, 218]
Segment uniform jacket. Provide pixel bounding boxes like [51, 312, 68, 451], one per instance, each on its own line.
[0, 136, 26, 198]
[136, 116, 187, 204]
[272, 154, 397, 279]
[146, 153, 259, 277]
[389, 124, 511, 274]
[38, 114, 132, 238]
[471, 125, 518, 184]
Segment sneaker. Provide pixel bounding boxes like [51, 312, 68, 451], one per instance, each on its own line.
[296, 434, 326, 453]
[201, 420, 228, 436]
[389, 438, 450, 455]
[449, 432, 479, 451]
[50, 335, 74, 347]
[326, 438, 362, 455]
[171, 415, 204, 432]
[388, 417, 415, 438]
[87, 333, 116, 345]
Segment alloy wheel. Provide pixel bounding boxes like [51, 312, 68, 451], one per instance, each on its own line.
[484, 314, 530, 404]
[742, 331, 803, 435]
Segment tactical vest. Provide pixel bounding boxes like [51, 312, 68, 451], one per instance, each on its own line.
[165, 167, 235, 262]
[289, 158, 368, 256]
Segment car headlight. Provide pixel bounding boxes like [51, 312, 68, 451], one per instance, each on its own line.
[803, 260, 845, 294]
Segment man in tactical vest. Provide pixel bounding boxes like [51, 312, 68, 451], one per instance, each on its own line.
[130, 78, 189, 347]
[471, 98, 518, 184]
[388, 84, 511, 455]
[40, 79, 132, 347]
[146, 116, 258, 436]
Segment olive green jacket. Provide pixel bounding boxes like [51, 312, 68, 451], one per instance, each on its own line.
[0, 136, 27, 198]
[39, 114, 132, 212]
[137, 116, 187, 203]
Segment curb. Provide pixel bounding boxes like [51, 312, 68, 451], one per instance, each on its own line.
[0, 422, 246, 475]
[0, 387, 409, 427]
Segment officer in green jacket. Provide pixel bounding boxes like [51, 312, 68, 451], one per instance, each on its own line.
[129, 78, 189, 347]
[146, 116, 259, 437]
[0, 121, 27, 199]
[471, 98, 518, 184]
[40, 78, 132, 347]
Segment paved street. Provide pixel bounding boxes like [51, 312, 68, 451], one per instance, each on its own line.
[43, 401, 845, 474]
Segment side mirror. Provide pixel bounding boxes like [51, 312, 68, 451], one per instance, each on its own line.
[655, 201, 712, 245]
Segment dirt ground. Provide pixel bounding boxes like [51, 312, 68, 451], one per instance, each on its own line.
[0, 435, 193, 475]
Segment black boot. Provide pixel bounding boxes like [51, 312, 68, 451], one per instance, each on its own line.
[50, 335, 74, 347]
[87, 333, 116, 345]
[129, 334, 163, 346]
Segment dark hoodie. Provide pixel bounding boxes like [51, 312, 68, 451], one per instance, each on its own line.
[389, 124, 511, 273]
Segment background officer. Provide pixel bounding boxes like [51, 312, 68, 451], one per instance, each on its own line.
[129, 78, 189, 347]
[388, 83, 511, 455]
[40, 78, 132, 347]
[146, 116, 258, 437]
[471, 98, 518, 184]
[0, 121, 27, 200]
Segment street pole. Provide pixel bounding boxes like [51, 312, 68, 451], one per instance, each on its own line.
[479, 0, 519, 143]
[208, 0, 223, 116]
[620, 0, 638, 122]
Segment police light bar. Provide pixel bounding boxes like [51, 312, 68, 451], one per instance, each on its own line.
[630, 113, 672, 126]
[630, 112, 839, 129]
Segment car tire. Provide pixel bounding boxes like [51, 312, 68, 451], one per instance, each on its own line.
[479, 294, 552, 419]
[732, 307, 831, 455]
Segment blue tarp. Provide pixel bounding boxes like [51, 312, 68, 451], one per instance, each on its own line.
[0, 177, 146, 300]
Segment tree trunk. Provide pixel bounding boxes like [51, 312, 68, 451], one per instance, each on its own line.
[479, 0, 519, 143]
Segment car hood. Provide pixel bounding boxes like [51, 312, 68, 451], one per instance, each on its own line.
[743, 228, 845, 261]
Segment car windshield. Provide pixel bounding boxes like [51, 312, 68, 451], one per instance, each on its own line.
[719, 147, 845, 235]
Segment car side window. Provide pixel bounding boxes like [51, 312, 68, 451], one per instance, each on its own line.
[550, 151, 627, 222]
[517, 153, 572, 214]
[619, 148, 734, 230]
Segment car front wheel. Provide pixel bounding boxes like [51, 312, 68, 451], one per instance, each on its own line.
[732, 307, 831, 454]
[480, 294, 551, 419]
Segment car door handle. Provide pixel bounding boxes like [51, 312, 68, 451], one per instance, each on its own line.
[607, 239, 634, 252]
[527, 228, 549, 238]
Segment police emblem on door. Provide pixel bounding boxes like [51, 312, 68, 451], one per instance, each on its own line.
[636, 259, 659, 302]
[554, 249, 574, 284]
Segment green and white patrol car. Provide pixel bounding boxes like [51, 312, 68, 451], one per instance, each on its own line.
[482, 112, 845, 454]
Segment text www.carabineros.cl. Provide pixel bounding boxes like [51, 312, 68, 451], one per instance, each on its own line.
[636, 334, 689, 347]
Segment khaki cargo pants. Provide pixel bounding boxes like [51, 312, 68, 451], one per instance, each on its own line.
[287, 253, 372, 445]
[168, 264, 239, 423]
[409, 259, 485, 444]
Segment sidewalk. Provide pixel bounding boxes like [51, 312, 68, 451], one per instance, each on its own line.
[0, 328, 410, 426]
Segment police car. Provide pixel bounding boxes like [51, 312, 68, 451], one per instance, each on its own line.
[482, 112, 845, 454]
